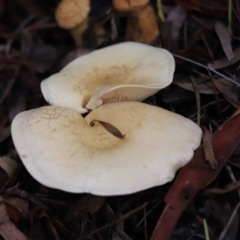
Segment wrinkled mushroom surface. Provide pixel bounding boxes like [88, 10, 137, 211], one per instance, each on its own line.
[41, 42, 175, 113]
[11, 102, 202, 196]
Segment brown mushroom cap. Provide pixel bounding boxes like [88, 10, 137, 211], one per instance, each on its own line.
[41, 42, 175, 113]
[11, 102, 202, 196]
[55, 0, 90, 29]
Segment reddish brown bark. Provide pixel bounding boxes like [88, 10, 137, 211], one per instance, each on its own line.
[151, 113, 240, 240]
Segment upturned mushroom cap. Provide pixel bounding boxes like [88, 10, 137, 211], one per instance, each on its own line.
[11, 102, 202, 196]
[41, 42, 175, 113]
[55, 0, 90, 29]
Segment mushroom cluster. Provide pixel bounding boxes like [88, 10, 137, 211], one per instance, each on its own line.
[11, 42, 202, 196]
[55, 0, 160, 45]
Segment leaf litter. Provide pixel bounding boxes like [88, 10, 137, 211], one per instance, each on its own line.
[1, 0, 240, 239]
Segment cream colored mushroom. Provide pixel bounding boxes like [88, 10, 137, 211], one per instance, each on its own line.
[11, 102, 202, 196]
[41, 42, 175, 113]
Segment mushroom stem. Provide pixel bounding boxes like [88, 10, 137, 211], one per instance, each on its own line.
[113, 0, 160, 44]
[70, 17, 89, 45]
[125, 5, 160, 44]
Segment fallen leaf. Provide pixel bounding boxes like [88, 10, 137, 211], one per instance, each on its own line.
[2, 202, 23, 222]
[91, 120, 125, 139]
[208, 47, 240, 69]
[0, 196, 30, 223]
[174, 0, 228, 17]
[202, 126, 218, 169]
[205, 181, 240, 195]
[215, 22, 233, 60]
[30, 206, 48, 219]
[212, 78, 240, 108]
[0, 156, 19, 184]
[224, 95, 240, 109]
[0, 196, 29, 218]
[20, 31, 33, 57]
[65, 194, 105, 223]
[46, 218, 61, 240]
[167, 5, 187, 40]
[79, 203, 147, 240]
[104, 203, 124, 240]
[0, 204, 27, 240]
[174, 77, 215, 94]
[111, 17, 118, 41]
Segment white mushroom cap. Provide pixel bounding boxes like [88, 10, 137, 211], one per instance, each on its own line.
[11, 102, 202, 196]
[41, 42, 175, 113]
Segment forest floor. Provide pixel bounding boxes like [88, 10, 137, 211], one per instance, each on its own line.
[0, 0, 240, 239]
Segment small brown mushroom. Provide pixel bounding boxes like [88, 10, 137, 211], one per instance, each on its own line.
[55, 0, 90, 45]
[113, 0, 160, 44]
